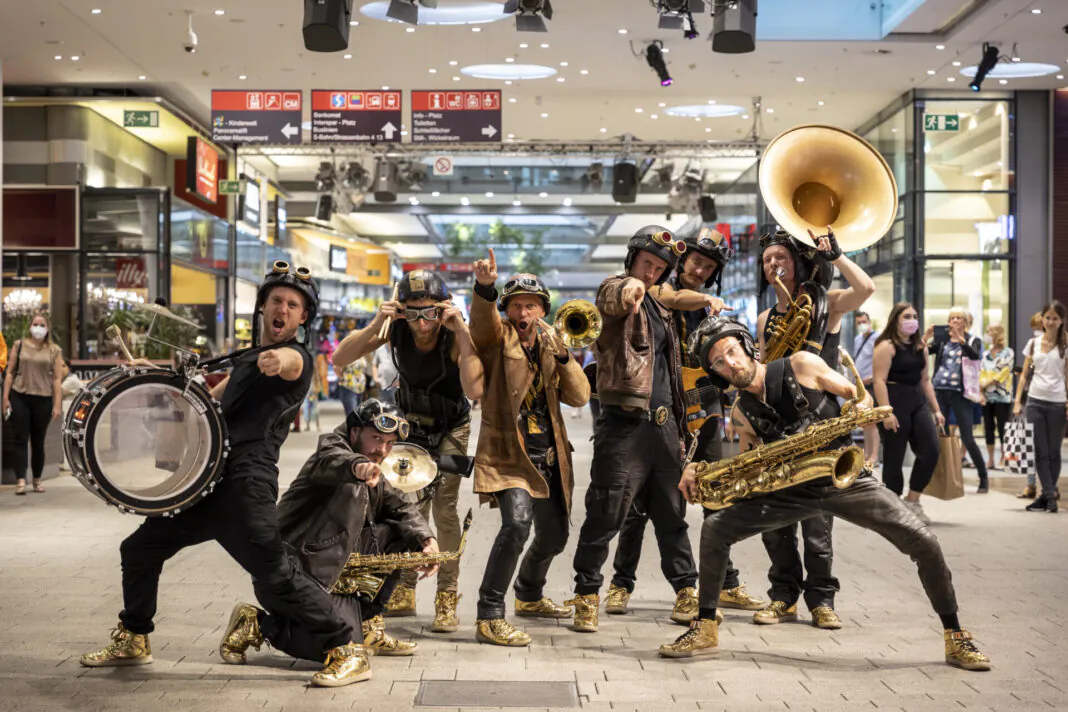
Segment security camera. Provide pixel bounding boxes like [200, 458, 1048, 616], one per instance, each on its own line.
[184, 12, 198, 53]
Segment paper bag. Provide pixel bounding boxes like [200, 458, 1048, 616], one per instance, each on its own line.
[925, 434, 964, 500]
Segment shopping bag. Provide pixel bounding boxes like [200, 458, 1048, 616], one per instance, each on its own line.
[925, 434, 964, 500]
[1004, 417, 1035, 476]
[962, 357, 982, 403]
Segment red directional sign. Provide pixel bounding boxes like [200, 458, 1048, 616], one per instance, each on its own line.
[211, 90, 303, 145]
[311, 90, 403, 143]
[411, 90, 502, 144]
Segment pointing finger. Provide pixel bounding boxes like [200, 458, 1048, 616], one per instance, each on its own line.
[488, 248, 497, 270]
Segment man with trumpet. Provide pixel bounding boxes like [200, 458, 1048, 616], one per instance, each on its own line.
[332, 269, 483, 631]
[658, 315, 991, 673]
[467, 248, 590, 646]
[752, 227, 875, 630]
[607, 228, 765, 617]
[568, 225, 728, 633]
[217, 399, 437, 684]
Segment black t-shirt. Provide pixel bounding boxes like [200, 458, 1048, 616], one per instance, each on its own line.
[222, 342, 313, 480]
[520, 338, 554, 459]
[645, 295, 673, 410]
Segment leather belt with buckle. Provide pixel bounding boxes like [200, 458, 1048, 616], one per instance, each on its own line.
[529, 446, 557, 467]
[653, 406, 669, 426]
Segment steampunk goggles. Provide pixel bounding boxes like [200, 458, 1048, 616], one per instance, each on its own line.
[271, 260, 313, 281]
[404, 306, 441, 322]
[502, 275, 544, 296]
[651, 231, 687, 257]
[373, 413, 410, 440]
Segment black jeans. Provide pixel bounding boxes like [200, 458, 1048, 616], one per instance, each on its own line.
[478, 479, 569, 619]
[612, 418, 741, 593]
[880, 382, 941, 496]
[761, 514, 838, 610]
[573, 409, 696, 595]
[118, 476, 356, 657]
[983, 402, 1011, 447]
[699, 474, 958, 615]
[1026, 398, 1067, 497]
[936, 389, 988, 486]
[258, 522, 406, 663]
[9, 390, 53, 481]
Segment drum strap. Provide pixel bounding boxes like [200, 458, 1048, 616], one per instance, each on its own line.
[198, 342, 297, 374]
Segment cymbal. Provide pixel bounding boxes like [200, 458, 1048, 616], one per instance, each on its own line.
[133, 302, 201, 328]
[380, 443, 438, 493]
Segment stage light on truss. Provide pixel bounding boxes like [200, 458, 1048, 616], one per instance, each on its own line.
[656, 0, 704, 30]
[386, 0, 439, 25]
[503, 0, 552, 33]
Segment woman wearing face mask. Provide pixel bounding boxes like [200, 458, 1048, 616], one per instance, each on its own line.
[980, 324, 1013, 471]
[1014, 300, 1068, 513]
[2, 313, 64, 495]
[872, 303, 945, 524]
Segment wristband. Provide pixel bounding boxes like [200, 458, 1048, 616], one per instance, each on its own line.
[817, 231, 843, 261]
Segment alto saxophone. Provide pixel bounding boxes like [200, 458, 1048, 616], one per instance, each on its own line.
[692, 351, 893, 510]
[331, 509, 474, 596]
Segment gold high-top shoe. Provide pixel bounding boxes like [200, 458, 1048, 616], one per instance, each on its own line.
[565, 593, 599, 633]
[431, 591, 461, 632]
[515, 597, 573, 619]
[310, 643, 372, 687]
[80, 624, 154, 667]
[659, 617, 719, 658]
[219, 602, 265, 664]
[604, 585, 630, 615]
[718, 585, 766, 611]
[810, 606, 843, 630]
[753, 600, 798, 625]
[476, 619, 532, 647]
[670, 586, 699, 624]
[362, 615, 417, 656]
[944, 630, 992, 671]
[385, 585, 417, 618]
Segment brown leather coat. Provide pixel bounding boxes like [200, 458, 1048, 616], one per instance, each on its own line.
[469, 288, 590, 513]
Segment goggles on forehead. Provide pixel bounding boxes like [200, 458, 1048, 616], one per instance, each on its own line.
[404, 306, 441, 322]
[373, 413, 410, 440]
[271, 260, 313, 281]
[502, 275, 543, 296]
[651, 231, 687, 257]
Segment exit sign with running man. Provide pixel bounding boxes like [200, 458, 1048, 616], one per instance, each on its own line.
[923, 114, 960, 131]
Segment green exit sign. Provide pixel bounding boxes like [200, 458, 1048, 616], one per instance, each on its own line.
[218, 179, 244, 195]
[923, 113, 960, 132]
[123, 110, 159, 128]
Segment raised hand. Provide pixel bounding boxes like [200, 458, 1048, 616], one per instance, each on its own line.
[352, 461, 382, 487]
[808, 227, 842, 261]
[438, 301, 466, 332]
[621, 278, 646, 315]
[376, 300, 401, 328]
[474, 248, 498, 286]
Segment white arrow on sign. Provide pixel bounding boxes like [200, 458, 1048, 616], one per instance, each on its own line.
[382, 122, 398, 140]
[481, 125, 498, 138]
[281, 122, 299, 139]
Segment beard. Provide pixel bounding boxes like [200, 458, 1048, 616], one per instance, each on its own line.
[726, 361, 757, 388]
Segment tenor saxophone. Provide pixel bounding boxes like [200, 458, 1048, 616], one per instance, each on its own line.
[331, 509, 473, 595]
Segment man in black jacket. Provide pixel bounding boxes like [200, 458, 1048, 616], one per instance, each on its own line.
[218, 399, 438, 683]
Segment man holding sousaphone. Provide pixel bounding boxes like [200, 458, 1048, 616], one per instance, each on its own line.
[467, 249, 590, 646]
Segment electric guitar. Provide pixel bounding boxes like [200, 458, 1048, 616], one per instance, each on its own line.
[681, 365, 722, 434]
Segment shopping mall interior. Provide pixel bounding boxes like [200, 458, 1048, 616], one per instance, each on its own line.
[2, 0, 1068, 710]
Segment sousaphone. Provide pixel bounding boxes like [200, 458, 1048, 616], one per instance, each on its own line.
[759, 124, 898, 251]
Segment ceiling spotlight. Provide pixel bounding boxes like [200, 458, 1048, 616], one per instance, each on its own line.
[373, 158, 401, 202]
[341, 162, 370, 190]
[386, 0, 438, 26]
[504, 0, 553, 33]
[581, 162, 604, 193]
[711, 0, 757, 54]
[91, 8, 102, 14]
[655, 0, 705, 31]
[645, 41, 672, 87]
[213, 9, 225, 15]
[315, 161, 338, 193]
[138, 74, 147, 80]
[969, 43, 999, 92]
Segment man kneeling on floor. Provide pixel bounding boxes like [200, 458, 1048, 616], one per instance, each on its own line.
[219, 399, 439, 686]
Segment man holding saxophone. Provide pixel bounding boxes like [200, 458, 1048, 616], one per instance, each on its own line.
[467, 249, 590, 646]
[658, 315, 991, 673]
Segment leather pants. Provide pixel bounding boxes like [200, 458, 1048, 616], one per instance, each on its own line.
[477, 479, 569, 620]
[697, 474, 958, 615]
[762, 514, 840, 610]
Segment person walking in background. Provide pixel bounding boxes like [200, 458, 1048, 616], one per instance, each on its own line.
[337, 356, 370, 416]
[853, 311, 880, 464]
[2, 312, 64, 495]
[1014, 301, 1068, 513]
[1016, 311, 1047, 499]
[371, 342, 398, 404]
[872, 303, 944, 524]
[980, 324, 1014, 471]
[924, 307, 988, 493]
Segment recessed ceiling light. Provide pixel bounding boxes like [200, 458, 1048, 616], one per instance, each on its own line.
[817, 100, 825, 105]
[617, 29, 628, 34]
[512, 200, 522, 206]
[1032, 8, 1042, 13]
[540, 43, 549, 48]
[409, 197, 419, 205]
[461, 197, 470, 205]
[519, 42, 528, 48]
[707, 99, 716, 104]
[580, 69, 589, 75]
[91, 8, 102, 14]
[350, 20, 359, 25]
[53, 55, 62, 60]
[138, 74, 146, 80]
[1012, 56, 1021, 62]
[505, 57, 515, 62]
[485, 191, 494, 197]
[541, 112, 548, 118]
[505, 80, 513, 85]
[952, 61, 961, 67]
[599, 127, 607, 133]
[651, 114, 658, 119]
[766, 108, 774, 113]
[742, 114, 750, 119]
[658, 102, 666, 107]
[382, 85, 389, 90]
[344, 54, 353, 59]
[429, 68, 437, 73]
[214, 9, 225, 15]
[71, 55, 80, 61]
[1059, 74, 1065, 80]
[960, 62, 1060, 78]
[935, 44, 945, 50]
[999, 79, 1008, 84]
[508, 133, 516, 138]
[472, 26, 482, 31]
[406, 27, 415, 32]
[661, 48, 669, 53]
[449, 60, 458, 65]
[563, 197, 572, 207]
[239, 74, 247, 79]
[556, 77, 565, 82]
[926, 69, 936, 75]
[795, 76, 804, 82]
[539, 192, 548, 197]
[665, 104, 747, 118]
[635, 107, 643, 113]
[508, 97, 517, 103]
[695, 118, 701, 122]
[560, 61, 568, 66]
[432, 191, 441, 197]
[947, 77, 956, 82]
[453, 76, 461, 81]
[461, 64, 557, 80]
[705, 127, 712, 133]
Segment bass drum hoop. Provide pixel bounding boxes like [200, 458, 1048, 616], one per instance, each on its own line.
[64, 367, 229, 517]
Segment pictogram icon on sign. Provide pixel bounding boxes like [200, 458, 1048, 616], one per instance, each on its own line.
[482, 92, 500, 110]
[434, 156, 454, 176]
[430, 92, 445, 110]
[349, 93, 364, 109]
[366, 93, 382, 109]
[283, 93, 301, 110]
[465, 93, 481, 110]
[447, 93, 464, 109]
[247, 93, 263, 110]
[330, 92, 346, 109]
[265, 92, 282, 110]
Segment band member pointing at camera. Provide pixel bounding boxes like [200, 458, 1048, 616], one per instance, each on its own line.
[333, 270, 483, 632]
[468, 248, 590, 646]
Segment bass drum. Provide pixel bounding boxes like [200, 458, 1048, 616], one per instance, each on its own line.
[64, 367, 229, 517]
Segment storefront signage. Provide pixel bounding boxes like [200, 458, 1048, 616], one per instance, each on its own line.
[124, 110, 159, 128]
[330, 245, 349, 272]
[218, 179, 244, 195]
[923, 114, 960, 132]
[211, 90, 303, 145]
[115, 258, 148, 289]
[411, 90, 502, 144]
[185, 137, 219, 204]
[310, 90, 403, 144]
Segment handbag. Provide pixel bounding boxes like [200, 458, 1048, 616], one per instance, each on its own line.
[925, 434, 964, 501]
[1004, 417, 1035, 476]
[962, 342, 982, 403]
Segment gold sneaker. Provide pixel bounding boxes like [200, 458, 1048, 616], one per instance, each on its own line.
[605, 585, 631, 615]
[515, 597, 573, 619]
[810, 606, 843, 630]
[753, 601, 798, 625]
[311, 643, 372, 687]
[670, 586, 699, 625]
[362, 615, 417, 656]
[564, 593, 599, 633]
[476, 619, 532, 647]
[944, 629, 992, 671]
[658, 617, 719, 659]
[718, 585, 766, 611]
[219, 602, 265, 664]
[385, 585, 416, 618]
[80, 624, 153, 667]
[431, 591, 461, 632]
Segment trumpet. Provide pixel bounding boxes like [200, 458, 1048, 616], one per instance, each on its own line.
[762, 269, 817, 363]
[553, 299, 603, 349]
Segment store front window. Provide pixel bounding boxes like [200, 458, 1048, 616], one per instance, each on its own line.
[922, 100, 1012, 193]
[923, 258, 1011, 339]
[923, 192, 1012, 255]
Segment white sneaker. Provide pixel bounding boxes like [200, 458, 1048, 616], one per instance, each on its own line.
[903, 499, 932, 525]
